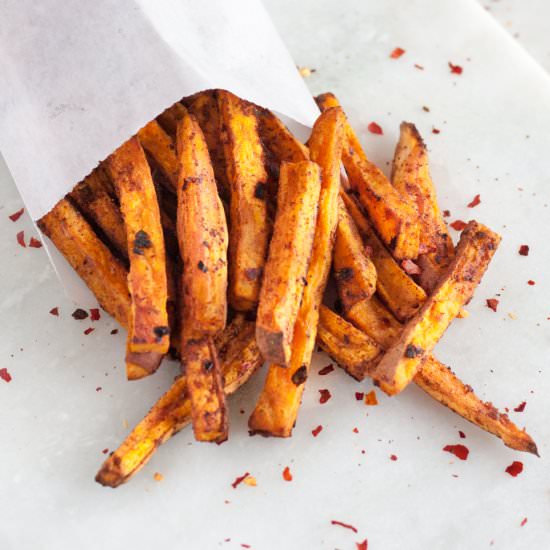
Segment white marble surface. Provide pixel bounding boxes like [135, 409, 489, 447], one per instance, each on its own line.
[1, 1, 549, 549]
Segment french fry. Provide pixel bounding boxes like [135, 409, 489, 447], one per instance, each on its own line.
[248, 107, 345, 436]
[317, 308, 537, 455]
[370, 221, 501, 395]
[107, 137, 169, 380]
[69, 167, 128, 258]
[37, 198, 130, 327]
[341, 192, 426, 322]
[333, 196, 377, 311]
[218, 90, 270, 311]
[156, 101, 187, 138]
[96, 316, 263, 487]
[256, 161, 321, 365]
[137, 120, 179, 192]
[392, 122, 455, 292]
[316, 93, 420, 260]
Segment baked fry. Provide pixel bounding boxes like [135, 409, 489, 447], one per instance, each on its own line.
[248, 107, 345, 436]
[218, 90, 270, 311]
[392, 122, 454, 292]
[256, 161, 321, 365]
[96, 316, 263, 487]
[156, 101, 187, 138]
[37, 198, 130, 327]
[371, 221, 501, 395]
[316, 93, 420, 260]
[333, 196, 377, 310]
[107, 137, 169, 379]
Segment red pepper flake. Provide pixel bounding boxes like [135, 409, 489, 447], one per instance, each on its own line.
[312, 425, 323, 437]
[231, 472, 250, 489]
[72, 308, 89, 320]
[518, 245, 529, 256]
[9, 208, 24, 222]
[0, 368, 12, 383]
[96, 386, 102, 392]
[449, 62, 463, 74]
[443, 444, 469, 460]
[368, 122, 383, 135]
[458, 430, 466, 439]
[467, 194, 481, 208]
[29, 237, 42, 248]
[520, 517, 528, 527]
[486, 298, 499, 312]
[353, 427, 359, 433]
[331, 520, 358, 533]
[432, 128, 440, 134]
[282, 466, 293, 481]
[513, 401, 526, 412]
[90, 308, 101, 321]
[390, 454, 398, 461]
[49, 307, 59, 316]
[101, 448, 109, 454]
[16, 230, 26, 247]
[319, 389, 332, 404]
[110, 329, 119, 335]
[355, 392, 364, 401]
[319, 364, 334, 375]
[356, 540, 368, 550]
[505, 461, 523, 477]
[414, 63, 424, 70]
[450, 220, 467, 231]
[527, 280, 535, 286]
[443, 210, 451, 218]
[241, 545, 251, 549]
[390, 47, 405, 59]
[401, 259, 421, 275]
[83, 327, 94, 335]
[364, 390, 378, 406]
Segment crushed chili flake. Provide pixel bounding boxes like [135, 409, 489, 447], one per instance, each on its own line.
[401, 259, 421, 275]
[83, 327, 94, 335]
[390, 454, 398, 461]
[449, 62, 463, 74]
[319, 364, 334, 375]
[432, 128, 440, 134]
[28, 237, 42, 248]
[297, 66, 315, 78]
[422, 106, 430, 112]
[364, 390, 378, 406]
[101, 448, 109, 454]
[390, 47, 405, 59]
[520, 518, 528, 527]
[356, 540, 368, 550]
[331, 520, 358, 533]
[527, 280, 535, 286]
[243, 475, 257, 487]
[467, 194, 481, 208]
[450, 220, 467, 231]
[231, 472, 251, 489]
[518, 245, 529, 256]
[458, 430, 466, 439]
[0, 368, 12, 383]
[368, 122, 383, 135]
[9, 208, 25, 222]
[72, 308, 89, 320]
[443, 209, 451, 217]
[505, 461, 523, 477]
[414, 63, 424, 70]
[282, 466, 293, 481]
[486, 299, 499, 312]
[90, 308, 101, 321]
[16, 230, 25, 247]
[95, 386, 102, 392]
[319, 389, 332, 404]
[513, 401, 526, 412]
[49, 307, 59, 316]
[443, 444, 469, 460]
[110, 329, 119, 335]
[312, 425, 323, 437]
[241, 545, 251, 549]
[153, 472, 164, 482]
[355, 392, 364, 401]
[353, 427, 359, 433]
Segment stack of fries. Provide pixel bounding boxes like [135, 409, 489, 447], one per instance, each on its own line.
[37, 89, 537, 488]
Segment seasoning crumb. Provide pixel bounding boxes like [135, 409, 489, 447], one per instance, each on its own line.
[390, 454, 398, 461]
[458, 430, 466, 439]
[83, 327, 94, 335]
[123, 418, 129, 429]
[96, 386, 102, 392]
[318, 364, 334, 376]
[29, 237, 42, 248]
[312, 425, 323, 437]
[449, 62, 463, 74]
[72, 308, 89, 320]
[486, 298, 499, 312]
[422, 106, 430, 112]
[520, 518, 528, 527]
[16, 230, 25, 247]
[356, 540, 368, 550]
[110, 329, 119, 335]
[90, 308, 101, 321]
[282, 466, 293, 482]
[450, 220, 467, 231]
[527, 280, 535, 286]
[368, 122, 383, 135]
[49, 307, 59, 316]
[390, 47, 405, 59]
[231, 472, 250, 489]
[443, 444, 469, 460]
[243, 475, 257, 487]
[319, 389, 332, 404]
[507, 312, 517, 320]
[355, 392, 364, 401]
[364, 390, 378, 406]
[432, 128, 441, 134]
[297, 66, 315, 78]
[505, 461, 523, 477]
[331, 520, 358, 533]
[9, 208, 24, 222]
[153, 472, 164, 482]
[467, 194, 481, 208]
[414, 63, 424, 70]
[0, 368, 12, 383]
[518, 244, 529, 256]
[513, 401, 526, 413]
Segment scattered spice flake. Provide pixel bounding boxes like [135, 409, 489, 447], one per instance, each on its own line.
[450, 220, 467, 231]
[110, 329, 119, 335]
[443, 444, 469, 460]
[390, 454, 398, 461]
[518, 245, 529, 256]
[390, 47, 405, 59]
[432, 128, 441, 135]
[101, 448, 109, 454]
[527, 280, 535, 286]
[319, 364, 334, 375]
[367, 122, 383, 135]
[364, 390, 378, 406]
[486, 298, 499, 312]
[401, 259, 421, 275]
[457, 308, 469, 319]
[243, 475, 257, 487]
[319, 389, 332, 404]
[83, 327, 94, 335]
[331, 520, 358, 533]
[449, 62, 463, 74]
[467, 194, 481, 208]
[459, 430, 466, 439]
[90, 308, 101, 321]
[312, 425, 323, 437]
[508, 312, 517, 320]
[0, 368, 12, 383]
[356, 540, 368, 550]
[72, 308, 89, 320]
[414, 63, 424, 70]
[520, 518, 528, 527]
[353, 427, 359, 434]
[231, 472, 250, 489]
[9, 208, 25, 222]
[49, 307, 59, 316]
[153, 472, 164, 482]
[28, 237, 42, 248]
[443, 209, 451, 217]
[505, 461, 523, 477]
[513, 401, 526, 413]
[355, 392, 365, 401]
[282, 466, 293, 482]
[16, 230, 26, 248]
[422, 106, 430, 112]
[241, 545, 251, 549]
[297, 66, 316, 78]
